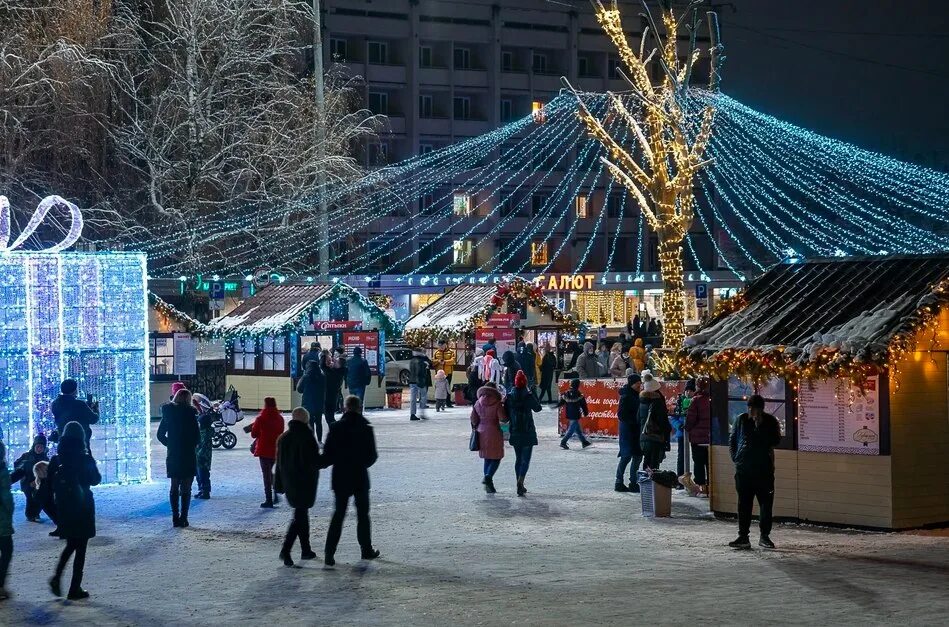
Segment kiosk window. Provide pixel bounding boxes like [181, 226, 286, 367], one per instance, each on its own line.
[233, 338, 257, 371]
[261, 337, 286, 371]
[727, 376, 790, 439]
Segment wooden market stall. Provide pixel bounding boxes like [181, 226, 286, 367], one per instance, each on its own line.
[202, 282, 400, 411]
[680, 255, 949, 529]
[403, 279, 583, 400]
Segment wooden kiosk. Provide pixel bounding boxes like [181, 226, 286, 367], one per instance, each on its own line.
[680, 255, 949, 529]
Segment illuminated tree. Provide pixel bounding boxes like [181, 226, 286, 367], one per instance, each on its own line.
[574, 0, 722, 348]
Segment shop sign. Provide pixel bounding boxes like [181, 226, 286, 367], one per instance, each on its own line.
[486, 313, 520, 328]
[313, 320, 363, 331]
[535, 273, 596, 291]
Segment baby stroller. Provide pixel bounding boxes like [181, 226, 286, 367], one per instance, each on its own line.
[194, 387, 243, 450]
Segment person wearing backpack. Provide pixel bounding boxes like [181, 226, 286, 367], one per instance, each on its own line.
[48, 421, 101, 601]
[638, 371, 670, 471]
[505, 371, 542, 496]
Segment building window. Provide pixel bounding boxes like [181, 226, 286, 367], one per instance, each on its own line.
[419, 45, 432, 68]
[368, 91, 388, 115]
[532, 52, 547, 74]
[261, 336, 286, 372]
[453, 47, 470, 70]
[576, 196, 590, 218]
[149, 335, 174, 376]
[606, 194, 623, 218]
[500, 98, 513, 122]
[608, 56, 621, 79]
[453, 239, 474, 266]
[420, 193, 435, 215]
[531, 241, 548, 266]
[578, 55, 591, 77]
[419, 94, 433, 118]
[367, 40, 388, 64]
[499, 193, 514, 217]
[232, 338, 257, 371]
[420, 143, 435, 155]
[453, 96, 471, 120]
[330, 38, 347, 61]
[501, 50, 513, 72]
[453, 192, 473, 216]
[532, 193, 548, 217]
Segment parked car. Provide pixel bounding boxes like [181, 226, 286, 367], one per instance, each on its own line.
[385, 348, 414, 386]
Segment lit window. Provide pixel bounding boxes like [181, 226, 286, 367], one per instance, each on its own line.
[149, 335, 174, 376]
[532, 100, 546, 124]
[232, 338, 257, 371]
[531, 241, 548, 266]
[453, 240, 474, 266]
[576, 196, 590, 218]
[453, 192, 473, 216]
[261, 336, 286, 372]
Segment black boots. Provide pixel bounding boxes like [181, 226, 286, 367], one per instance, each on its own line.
[483, 477, 497, 494]
[516, 476, 527, 497]
[615, 482, 630, 492]
[171, 496, 181, 528]
[180, 493, 191, 528]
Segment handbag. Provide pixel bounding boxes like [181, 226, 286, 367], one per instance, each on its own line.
[469, 428, 480, 452]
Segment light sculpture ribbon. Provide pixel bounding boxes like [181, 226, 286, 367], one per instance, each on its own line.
[0, 195, 83, 252]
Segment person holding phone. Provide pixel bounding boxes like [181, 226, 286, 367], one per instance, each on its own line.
[50, 380, 99, 451]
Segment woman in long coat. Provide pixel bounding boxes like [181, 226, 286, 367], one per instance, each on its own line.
[48, 421, 101, 600]
[157, 388, 200, 527]
[296, 360, 327, 442]
[470, 382, 507, 494]
[275, 408, 321, 566]
[638, 372, 670, 471]
[615, 373, 642, 492]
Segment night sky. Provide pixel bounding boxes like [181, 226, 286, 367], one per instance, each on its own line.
[721, 0, 949, 170]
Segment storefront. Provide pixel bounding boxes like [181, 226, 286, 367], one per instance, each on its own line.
[681, 255, 949, 529]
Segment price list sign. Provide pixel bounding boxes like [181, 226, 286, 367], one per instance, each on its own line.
[798, 377, 880, 455]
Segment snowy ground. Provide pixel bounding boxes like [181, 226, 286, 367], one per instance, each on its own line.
[0, 404, 947, 626]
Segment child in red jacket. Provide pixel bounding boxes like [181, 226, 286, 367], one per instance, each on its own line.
[250, 397, 285, 508]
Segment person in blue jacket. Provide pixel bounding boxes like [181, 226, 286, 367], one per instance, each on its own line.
[345, 347, 372, 407]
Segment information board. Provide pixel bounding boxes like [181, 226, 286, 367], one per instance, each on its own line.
[798, 377, 880, 455]
[342, 331, 380, 376]
[173, 333, 196, 375]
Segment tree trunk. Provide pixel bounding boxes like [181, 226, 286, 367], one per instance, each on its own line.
[657, 234, 686, 349]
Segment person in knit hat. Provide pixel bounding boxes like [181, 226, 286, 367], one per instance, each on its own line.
[616, 373, 643, 492]
[433, 370, 450, 412]
[556, 378, 591, 450]
[10, 434, 50, 522]
[504, 371, 542, 496]
[638, 371, 669, 471]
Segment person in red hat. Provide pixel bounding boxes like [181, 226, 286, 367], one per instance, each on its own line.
[504, 370, 541, 496]
[249, 398, 285, 508]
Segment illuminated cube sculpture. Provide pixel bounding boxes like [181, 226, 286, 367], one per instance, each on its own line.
[0, 197, 149, 484]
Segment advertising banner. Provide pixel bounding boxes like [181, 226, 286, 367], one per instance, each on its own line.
[475, 328, 516, 356]
[557, 378, 687, 438]
[343, 331, 380, 376]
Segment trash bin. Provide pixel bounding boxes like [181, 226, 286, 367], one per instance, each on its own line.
[386, 386, 403, 409]
[638, 470, 672, 518]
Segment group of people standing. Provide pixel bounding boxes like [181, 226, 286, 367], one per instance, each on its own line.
[296, 342, 372, 443]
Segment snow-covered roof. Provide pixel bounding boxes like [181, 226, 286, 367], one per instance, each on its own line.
[684, 255, 949, 361]
[404, 284, 498, 331]
[206, 284, 335, 334]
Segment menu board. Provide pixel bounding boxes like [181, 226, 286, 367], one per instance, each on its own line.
[173, 333, 196, 375]
[342, 331, 380, 376]
[798, 377, 880, 455]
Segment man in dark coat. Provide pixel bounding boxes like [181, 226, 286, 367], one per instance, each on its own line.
[538, 346, 557, 405]
[615, 373, 642, 492]
[408, 349, 432, 421]
[729, 394, 782, 550]
[275, 408, 321, 566]
[501, 350, 519, 391]
[323, 349, 346, 426]
[345, 347, 372, 406]
[516, 342, 536, 389]
[322, 395, 380, 566]
[50, 379, 99, 449]
[296, 360, 327, 442]
[300, 341, 321, 373]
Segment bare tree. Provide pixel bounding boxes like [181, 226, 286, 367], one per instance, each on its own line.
[111, 0, 381, 274]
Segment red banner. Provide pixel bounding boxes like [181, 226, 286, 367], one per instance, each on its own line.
[485, 313, 520, 328]
[343, 331, 380, 375]
[557, 378, 687, 437]
[313, 320, 363, 331]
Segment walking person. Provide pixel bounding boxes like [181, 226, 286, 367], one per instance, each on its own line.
[638, 371, 670, 471]
[50, 379, 99, 451]
[157, 388, 201, 527]
[48, 421, 100, 601]
[505, 371, 542, 496]
[433, 340, 456, 408]
[729, 395, 782, 550]
[615, 373, 643, 492]
[250, 397, 286, 508]
[434, 370, 450, 412]
[538, 346, 557, 405]
[345, 346, 372, 407]
[297, 359, 327, 442]
[685, 378, 712, 496]
[408, 348, 432, 421]
[322, 396, 380, 566]
[0, 438, 14, 600]
[275, 407, 321, 567]
[10, 434, 50, 522]
[557, 378, 592, 449]
[469, 382, 507, 494]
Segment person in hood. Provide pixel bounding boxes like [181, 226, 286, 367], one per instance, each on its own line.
[516, 342, 537, 389]
[0, 439, 13, 600]
[50, 379, 99, 449]
[608, 344, 627, 378]
[575, 342, 601, 379]
[301, 341, 321, 373]
[470, 382, 507, 494]
[628, 338, 646, 373]
[647, 319, 659, 339]
[157, 389, 200, 527]
[408, 349, 433, 421]
[10, 434, 49, 522]
[250, 397, 286, 508]
[501, 350, 520, 392]
[557, 378, 591, 449]
[321, 396, 380, 566]
[275, 407, 321, 567]
[345, 347, 372, 407]
[505, 371, 542, 496]
[296, 359, 327, 442]
[487, 349, 504, 386]
[434, 370, 450, 412]
[638, 371, 669, 471]
[615, 373, 643, 491]
[433, 340, 456, 408]
[467, 349, 485, 403]
[685, 377, 712, 495]
[48, 421, 100, 601]
[538, 346, 558, 405]
[596, 342, 610, 374]
[728, 394, 781, 550]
